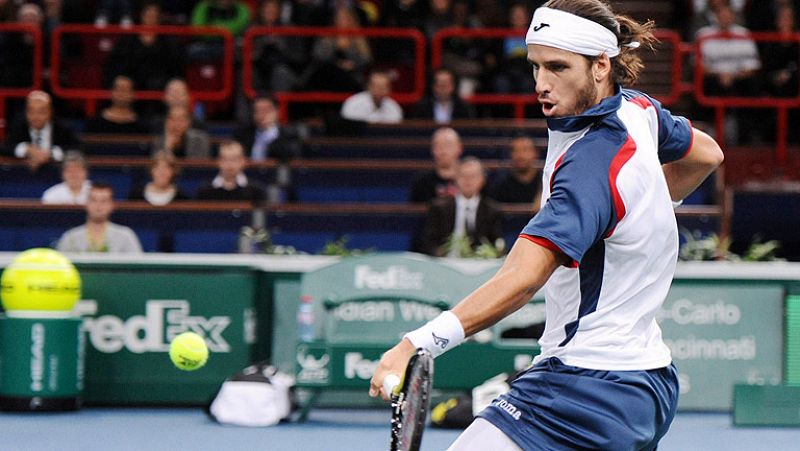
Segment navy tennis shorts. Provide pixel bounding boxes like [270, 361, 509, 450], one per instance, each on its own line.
[477, 357, 679, 451]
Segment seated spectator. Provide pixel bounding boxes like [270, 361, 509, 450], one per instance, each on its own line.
[489, 136, 542, 208]
[760, 4, 798, 98]
[128, 151, 189, 205]
[153, 106, 211, 159]
[301, 6, 372, 92]
[85, 75, 148, 135]
[697, 4, 761, 97]
[696, 4, 762, 143]
[250, 0, 307, 93]
[340, 71, 404, 124]
[419, 157, 503, 257]
[234, 95, 301, 161]
[0, 3, 40, 88]
[191, 0, 251, 36]
[189, 0, 251, 60]
[4, 90, 81, 172]
[103, 2, 185, 91]
[409, 127, 462, 203]
[56, 182, 143, 253]
[95, 0, 133, 27]
[148, 78, 206, 132]
[490, 3, 535, 95]
[42, 150, 92, 205]
[411, 67, 476, 123]
[196, 141, 266, 203]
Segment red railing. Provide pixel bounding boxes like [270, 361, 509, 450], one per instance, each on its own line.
[431, 28, 687, 120]
[50, 24, 234, 117]
[242, 26, 427, 123]
[694, 31, 800, 165]
[0, 24, 43, 137]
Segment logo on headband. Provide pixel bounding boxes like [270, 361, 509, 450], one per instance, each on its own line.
[533, 23, 550, 32]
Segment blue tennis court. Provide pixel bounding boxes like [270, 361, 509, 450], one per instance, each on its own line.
[2, 407, 799, 450]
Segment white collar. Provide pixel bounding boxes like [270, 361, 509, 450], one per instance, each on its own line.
[212, 173, 248, 189]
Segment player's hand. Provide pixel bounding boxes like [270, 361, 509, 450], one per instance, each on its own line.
[369, 338, 416, 401]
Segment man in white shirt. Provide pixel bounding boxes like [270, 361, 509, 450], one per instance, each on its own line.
[340, 71, 404, 124]
[5, 90, 81, 172]
[42, 150, 92, 205]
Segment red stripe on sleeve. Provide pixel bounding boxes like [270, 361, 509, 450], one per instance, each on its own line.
[518, 234, 578, 268]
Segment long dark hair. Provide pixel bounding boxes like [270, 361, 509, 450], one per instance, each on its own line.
[542, 0, 656, 86]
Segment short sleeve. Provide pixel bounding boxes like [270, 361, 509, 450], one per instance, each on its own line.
[652, 97, 693, 163]
[521, 146, 614, 264]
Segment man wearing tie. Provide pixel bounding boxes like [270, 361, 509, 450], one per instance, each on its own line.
[233, 95, 301, 162]
[420, 157, 503, 257]
[5, 90, 81, 172]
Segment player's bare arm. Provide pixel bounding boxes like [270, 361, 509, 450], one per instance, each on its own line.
[369, 239, 564, 400]
[662, 127, 724, 202]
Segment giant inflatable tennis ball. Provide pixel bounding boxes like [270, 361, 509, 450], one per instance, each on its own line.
[0, 248, 81, 313]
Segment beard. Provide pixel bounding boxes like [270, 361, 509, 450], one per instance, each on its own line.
[571, 73, 599, 116]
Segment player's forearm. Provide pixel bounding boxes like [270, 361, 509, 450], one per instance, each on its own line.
[663, 128, 724, 201]
[453, 239, 561, 336]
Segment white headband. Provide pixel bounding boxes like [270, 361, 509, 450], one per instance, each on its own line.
[526, 7, 636, 58]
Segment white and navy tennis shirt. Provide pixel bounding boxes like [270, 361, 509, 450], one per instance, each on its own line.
[521, 87, 693, 371]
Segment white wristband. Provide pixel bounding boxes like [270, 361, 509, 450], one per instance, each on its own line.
[403, 311, 465, 358]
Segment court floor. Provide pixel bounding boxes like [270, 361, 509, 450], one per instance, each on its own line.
[2, 407, 799, 450]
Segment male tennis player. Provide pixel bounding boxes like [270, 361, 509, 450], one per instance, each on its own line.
[370, 0, 724, 449]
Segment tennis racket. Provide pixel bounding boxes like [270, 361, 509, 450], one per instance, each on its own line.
[384, 348, 434, 451]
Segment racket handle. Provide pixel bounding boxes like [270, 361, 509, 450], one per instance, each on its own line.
[383, 374, 401, 396]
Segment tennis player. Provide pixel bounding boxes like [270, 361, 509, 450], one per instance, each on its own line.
[370, 0, 724, 449]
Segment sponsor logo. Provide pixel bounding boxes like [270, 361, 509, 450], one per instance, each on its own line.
[331, 300, 440, 323]
[76, 300, 231, 354]
[296, 345, 330, 384]
[659, 299, 741, 325]
[533, 23, 550, 32]
[344, 352, 379, 380]
[30, 323, 45, 392]
[431, 332, 449, 349]
[493, 399, 522, 420]
[353, 265, 424, 290]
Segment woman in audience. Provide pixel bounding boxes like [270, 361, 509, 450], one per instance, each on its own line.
[85, 75, 148, 135]
[128, 151, 189, 206]
[41, 150, 92, 205]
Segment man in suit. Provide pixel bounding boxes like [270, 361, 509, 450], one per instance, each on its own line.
[411, 67, 476, 123]
[420, 157, 503, 257]
[233, 95, 301, 162]
[5, 90, 81, 172]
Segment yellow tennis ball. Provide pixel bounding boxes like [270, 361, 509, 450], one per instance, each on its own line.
[0, 248, 81, 312]
[169, 332, 209, 371]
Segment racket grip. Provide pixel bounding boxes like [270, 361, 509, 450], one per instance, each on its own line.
[383, 374, 401, 396]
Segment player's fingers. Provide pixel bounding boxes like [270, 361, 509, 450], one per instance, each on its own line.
[369, 374, 382, 398]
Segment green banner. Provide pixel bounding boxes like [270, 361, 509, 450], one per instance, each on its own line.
[73, 266, 257, 404]
[659, 283, 784, 410]
[0, 316, 83, 399]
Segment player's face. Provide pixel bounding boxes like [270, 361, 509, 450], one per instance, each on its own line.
[527, 44, 599, 118]
[86, 189, 114, 223]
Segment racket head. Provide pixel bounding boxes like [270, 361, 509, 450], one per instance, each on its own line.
[389, 348, 434, 451]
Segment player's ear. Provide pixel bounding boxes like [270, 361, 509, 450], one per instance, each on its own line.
[592, 53, 612, 83]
